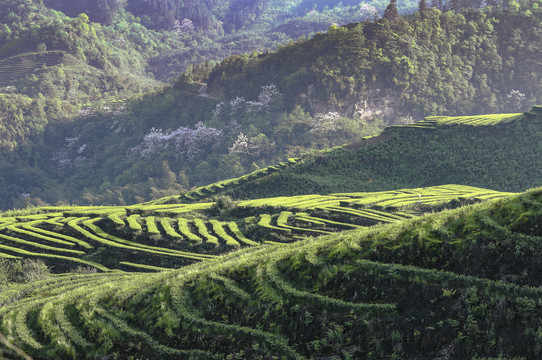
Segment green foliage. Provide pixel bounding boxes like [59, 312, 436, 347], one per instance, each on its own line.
[225, 110, 542, 199]
[2, 187, 542, 358]
[176, 218, 202, 243]
[193, 218, 219, 246]
[0, 184, 511, 273]
[208, 2, 542, 117]
[144, 216, 160, 235]
[209, 220, 240, 247]
[0, 258, 49, 285]
[126, 214, 142, 232]
[160, 218, 183, 239]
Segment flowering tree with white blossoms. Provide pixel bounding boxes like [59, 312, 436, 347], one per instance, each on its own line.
[229, 96, 247, 115]
[228, 132, 250, 155]
[309, 112, 340, 135]
[213, 84, 283, 119]
[51, 135, 89, 170]
[173, 18, 195, 34]
[507, 89, 525, 111]
[229, 132, 275, 161]
[258, 84, 282, 108]
[133, 122, 224, 163]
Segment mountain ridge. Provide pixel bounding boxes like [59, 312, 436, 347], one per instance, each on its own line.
[206, 3, 542, 119]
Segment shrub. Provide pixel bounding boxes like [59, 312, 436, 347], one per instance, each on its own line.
[215, 195, 235, 211]
[0, 258, 50, 284]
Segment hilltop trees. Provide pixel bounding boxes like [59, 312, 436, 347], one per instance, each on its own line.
[208, 0, 542, 117]
[384, 0, 399, 20]
[42, 0, 127, 24]
[418, 0, 429, 14]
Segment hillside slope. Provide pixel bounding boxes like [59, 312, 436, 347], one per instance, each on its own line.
[2, 186, 542, 358]
[0, 184, 513, 272]
[207, 107, 542, 200]
[2, 0, 542, 210]
[207, 1, 542, 119]
[0, 0, 408, 155]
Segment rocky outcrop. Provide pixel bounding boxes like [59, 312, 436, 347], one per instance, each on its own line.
[298, 84, 401, 122]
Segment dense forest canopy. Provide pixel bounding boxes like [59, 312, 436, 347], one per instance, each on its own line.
[0, 0, 418, 157]
[208, 0, 542, 117]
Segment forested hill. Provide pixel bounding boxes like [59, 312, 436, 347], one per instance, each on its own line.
[177, 108, 542, 202]
[1, 0, 541, 210]
[0, 0, 413, 155]
[38, 0, 417, 31]
[206, 0, 542, 119]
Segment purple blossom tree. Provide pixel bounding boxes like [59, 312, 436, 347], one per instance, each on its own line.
[52, 136, 88, 169]
[229, 97, 247, 115]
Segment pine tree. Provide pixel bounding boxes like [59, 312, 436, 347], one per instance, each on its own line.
[383, 0, 398, 21]
[419, 0, 429, 13]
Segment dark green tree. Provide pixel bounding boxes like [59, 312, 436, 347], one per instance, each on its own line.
[419, 0, 429, 14]
[383, 0, 399, 21]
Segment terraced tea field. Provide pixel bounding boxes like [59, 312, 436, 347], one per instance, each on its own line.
[1, 186, 542, 359]
[0, 52, 65, 87]
[149, 157, 300, 204]
[216, 108, 542, 201]
[387, 112, 523, 130]
[0, 185, 514, 273]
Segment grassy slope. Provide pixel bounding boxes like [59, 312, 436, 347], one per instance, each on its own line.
[212, 108, 542, 200]
[1, 186, 542, 358]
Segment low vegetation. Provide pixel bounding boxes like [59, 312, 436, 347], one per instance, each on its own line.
[221, 107, 542, 199]
[1, 185, 542, 358]
[0, 185, 512, 272]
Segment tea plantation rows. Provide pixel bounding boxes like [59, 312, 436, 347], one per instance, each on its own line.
[0, 185, 512, 273]
[1, 186, 542, 358]
[0, 51, 64, 87]
[221, 107, 542, 200]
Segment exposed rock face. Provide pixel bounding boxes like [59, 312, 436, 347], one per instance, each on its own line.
[351, 91, 400, 122]
[298, 85, 327, 114]
[299, 84, 400, 122]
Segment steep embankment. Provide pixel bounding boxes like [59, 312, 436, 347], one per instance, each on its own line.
[2, 186, 542, 358]
[213, 108, 542, 199]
